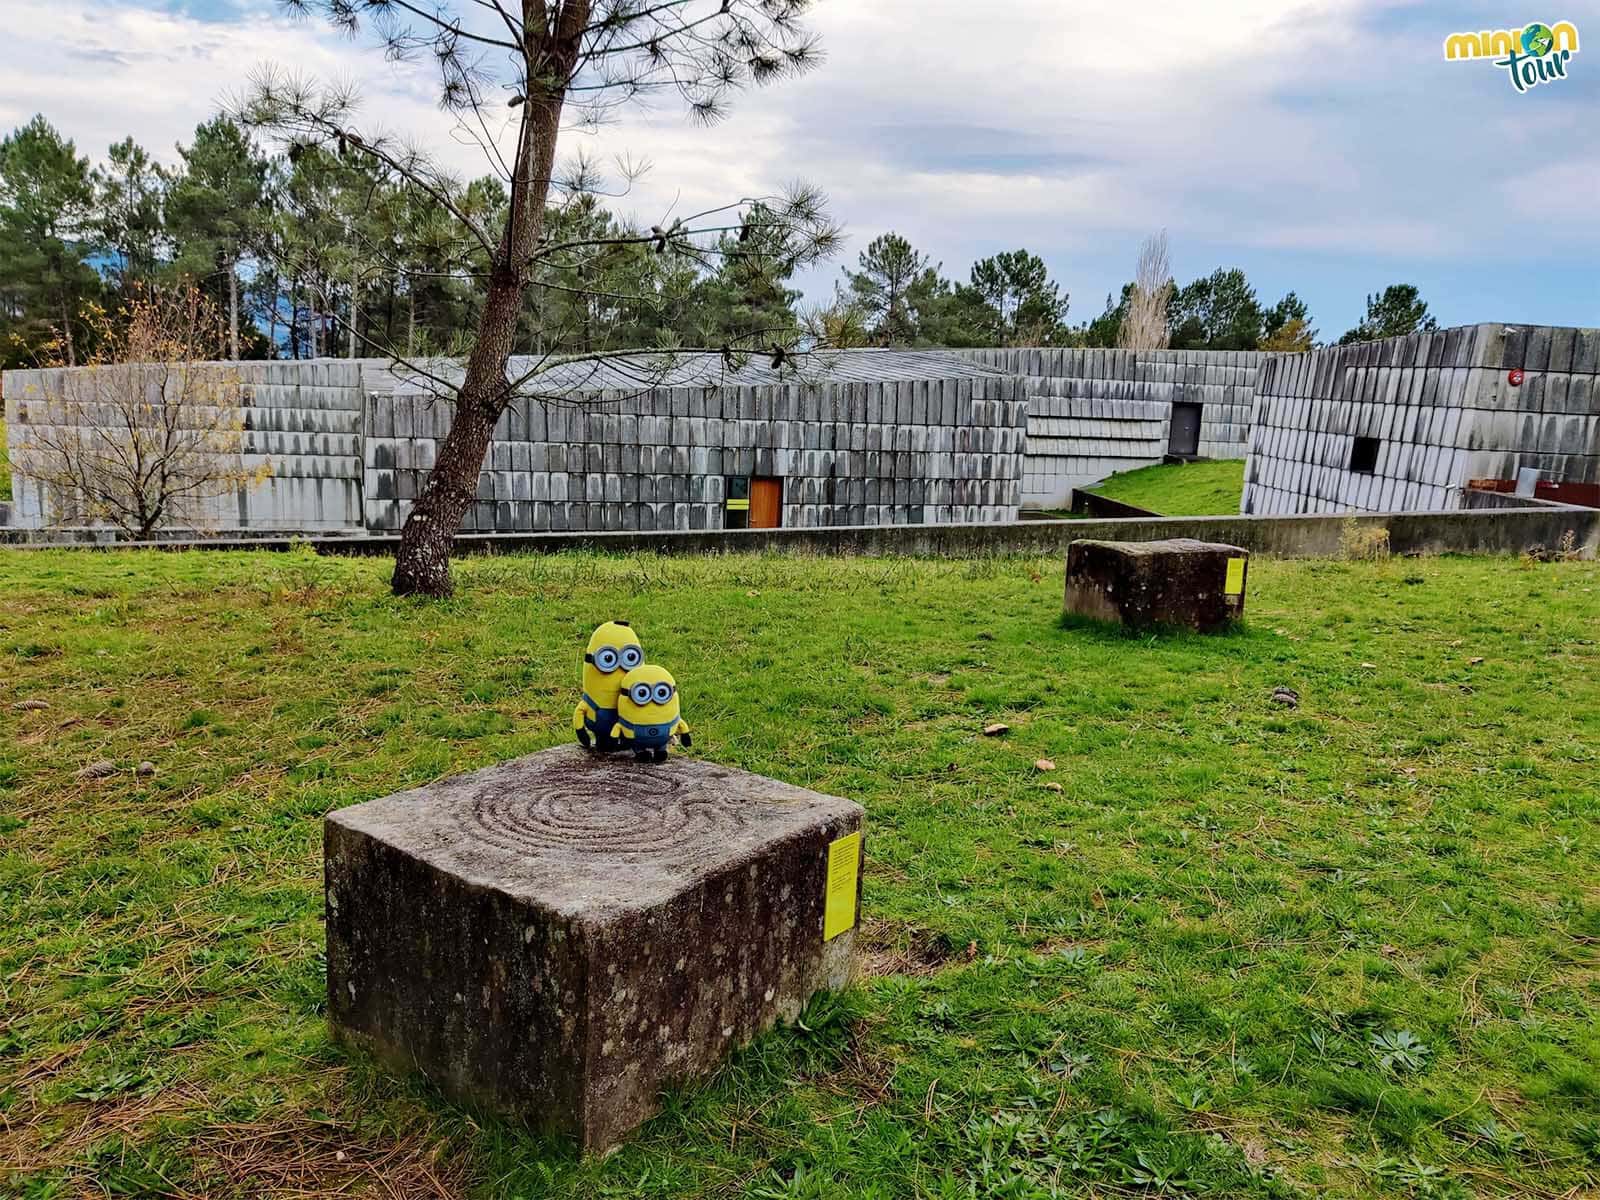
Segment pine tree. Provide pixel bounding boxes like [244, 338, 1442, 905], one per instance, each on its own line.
[0, 116, 102, 367]
[1338, 285, 1437, 345]
[167, 117, 268, 359]
[842, 232, 931, 345]
[95, 137, 169, 292]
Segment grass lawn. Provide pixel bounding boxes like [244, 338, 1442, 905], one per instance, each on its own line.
[1089, 460, 1246, 516]
[3, 548, 1598, 1199]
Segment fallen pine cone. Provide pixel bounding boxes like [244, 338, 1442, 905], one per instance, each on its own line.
[983, 723, 1009, 736]
[75, 760, 117, 780]
[1270, 687, 1300, 709]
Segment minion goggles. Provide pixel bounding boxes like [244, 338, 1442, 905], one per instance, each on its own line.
[627, 681, 676, 706]
[586, 644, 644, 673]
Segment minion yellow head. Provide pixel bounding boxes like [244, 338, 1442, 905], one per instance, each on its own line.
[581, 621, 644, 707]
[617, 663, 680, 725]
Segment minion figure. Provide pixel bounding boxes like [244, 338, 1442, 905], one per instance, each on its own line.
[615, 664, 691, 763]
[573, 620, 645, 752]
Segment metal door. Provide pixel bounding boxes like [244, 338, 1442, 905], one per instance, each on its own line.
[1168, 403, 1202, 458]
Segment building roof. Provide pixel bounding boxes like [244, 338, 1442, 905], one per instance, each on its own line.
[364, 348, 1007, 399]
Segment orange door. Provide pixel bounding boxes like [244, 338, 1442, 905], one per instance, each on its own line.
[749, 477, 782, 528]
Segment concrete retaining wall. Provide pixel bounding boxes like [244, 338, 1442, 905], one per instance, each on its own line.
[967, 348, 1265, 507]
[1244, 324, 1600, 516]
[8, 506, 1594, 563]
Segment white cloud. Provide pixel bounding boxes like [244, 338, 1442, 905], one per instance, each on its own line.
[4, 0, 1598, 329]
[0, 0, 465, 167]
[1504, 160, 1600, 221]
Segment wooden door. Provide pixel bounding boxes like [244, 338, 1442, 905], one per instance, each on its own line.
[749, 477, 782, 528]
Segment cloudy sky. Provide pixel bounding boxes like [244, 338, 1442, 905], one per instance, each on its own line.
[5, 0, 1597, 339]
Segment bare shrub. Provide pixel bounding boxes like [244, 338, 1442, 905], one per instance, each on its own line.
[11, 285, 269, 538]
[1339, 517, 1391, 561]
[1524, 529, 1584, 564]
[1118, 231, 1173, 351]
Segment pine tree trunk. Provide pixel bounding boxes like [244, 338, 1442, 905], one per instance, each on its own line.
[289, 279, 300, 359]
[60, 292, 76, 367]
[228, 261, 240, 360]
[391, 20, 583, 598]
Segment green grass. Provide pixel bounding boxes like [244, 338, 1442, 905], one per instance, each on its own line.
[1089, 460, 1246, 516]
[3, 548, 1598, 1199]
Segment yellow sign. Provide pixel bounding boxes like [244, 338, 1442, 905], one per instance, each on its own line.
[1225, 557, 1246, 596]
[725, 499, 750, 511]
[823, 832, 861, 941]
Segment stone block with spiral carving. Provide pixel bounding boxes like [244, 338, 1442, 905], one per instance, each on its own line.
[324, 745, 863, 1151]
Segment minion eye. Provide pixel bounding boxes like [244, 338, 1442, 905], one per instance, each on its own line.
[594, 647, 619, 672]
[653, 682, 674, 704]
[631, 683, 653, 705]
[620, 645, 643, 669]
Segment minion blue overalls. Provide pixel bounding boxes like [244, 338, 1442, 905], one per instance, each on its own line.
[581, 690, 622, 745]
[615, 714, 683, 753]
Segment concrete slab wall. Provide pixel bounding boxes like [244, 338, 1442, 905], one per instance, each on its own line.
[1243, 324, 1600, 516]
[964, 348, 1264, 507]
[363, 370, 1026, 533]
[4, 354, 1027, 535]
[2, 361, 364, 532]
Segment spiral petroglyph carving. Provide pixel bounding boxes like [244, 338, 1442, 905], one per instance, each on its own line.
[462, 758, 754, 857]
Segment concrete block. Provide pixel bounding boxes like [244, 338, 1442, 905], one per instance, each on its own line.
[1064, 539, 1248, 633]
[1573, 329, 1600, 375]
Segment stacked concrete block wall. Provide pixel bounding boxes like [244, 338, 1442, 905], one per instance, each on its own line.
[1017, 380, 1166, 504]
[364, 367, 1028, 532]
[1242, 324, 1600, 516]
[235, 361, 364, 531]
[1470, 324, 1600, 486]
[964, 348, 1265, 508]
[2, 361, 363, 532]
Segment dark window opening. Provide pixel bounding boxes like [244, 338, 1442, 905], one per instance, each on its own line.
[723, 474, 750, 529]
[1350, 436, 1380, 474]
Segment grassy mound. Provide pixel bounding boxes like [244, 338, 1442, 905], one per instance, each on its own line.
[1089, 459, 1246, 516]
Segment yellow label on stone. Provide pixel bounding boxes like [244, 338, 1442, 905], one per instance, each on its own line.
[1225, 557, 1246, 596]
[823, 832, 861, 941]
[726, 498, 750, 511]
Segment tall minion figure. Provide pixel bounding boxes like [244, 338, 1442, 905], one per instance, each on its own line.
[615, 664, 691, 763]
[573, 620, 644, 752]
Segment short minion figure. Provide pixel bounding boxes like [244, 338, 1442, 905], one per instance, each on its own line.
[615, 664, 691, 763]
[573, 620, 644, 752]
